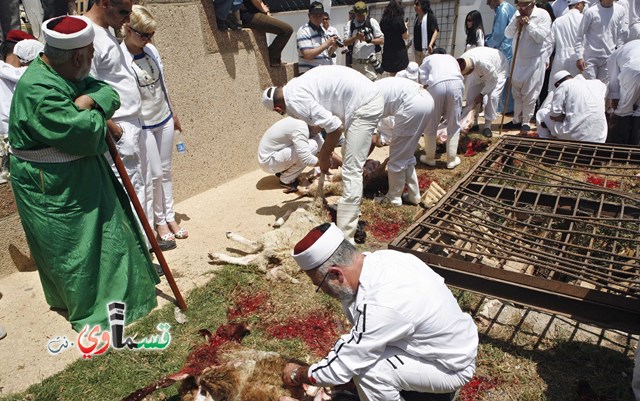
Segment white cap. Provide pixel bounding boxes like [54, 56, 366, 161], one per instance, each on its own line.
[459, 56, 474, 75]
[552, 70, 571, 86]
[42, 15, 94, 50]
[14, 39, 44, 64]
[261, 86, 277, 110]
[568, 0, 584, 5]
[292, 223, 345, 271]
[405, 62, 419, 81]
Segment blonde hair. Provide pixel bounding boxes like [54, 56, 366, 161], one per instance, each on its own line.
[127, 5, 158, 34]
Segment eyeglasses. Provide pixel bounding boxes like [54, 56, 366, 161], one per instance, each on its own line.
[517, 2, 534, 8]
[130, 26, 155, 40]
[323, 18, 330, 21]
[315, 271, 332, 293]
[466, 19, 473, 22]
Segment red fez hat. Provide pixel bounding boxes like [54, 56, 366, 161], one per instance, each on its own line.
[49, 15, 89, 34]
[292, 223, 345, 270]
[6, 30, 37, 43]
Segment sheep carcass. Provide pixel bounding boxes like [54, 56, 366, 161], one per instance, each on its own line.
[208, 206, 325, 283]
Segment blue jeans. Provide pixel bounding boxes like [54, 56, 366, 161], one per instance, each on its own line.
[498, 76, 514, 114]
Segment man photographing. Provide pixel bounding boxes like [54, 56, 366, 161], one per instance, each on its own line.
[283, 223, 478, 400]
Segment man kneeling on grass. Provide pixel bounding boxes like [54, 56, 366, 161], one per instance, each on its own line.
[283, 223, 478, 400]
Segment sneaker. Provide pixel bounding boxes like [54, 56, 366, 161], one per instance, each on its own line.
[354, 221, 367, 244]
[482, 127, 493, 138]
[469, 124, 479, 132]
[154, 263, 165, 277]
[226, 14, 242, 30]
[157, 239, 177, 252]
[419, 155, 436, 166]
[0, 325, 6, 340]
[401, 193, 420, 206]
[520, 124, 531, 133]
[447, 156, 461, 169]
[503, 121, 522, 130]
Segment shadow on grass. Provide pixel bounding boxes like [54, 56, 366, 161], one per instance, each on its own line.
[458, 291, 637, 401]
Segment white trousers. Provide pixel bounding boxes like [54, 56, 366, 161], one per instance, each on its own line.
[143, 118, 177, 226]
[388, 90, 433, 173]
[106, 117, 152, 246]
[465, 72, 506, 124]
[353, 346, 475, 401]
[583, 55, 609, 83]
[259, 135, 322, 184]
[511, 55, 546, 125]
[337, 93, 384, 243]
[425, 79, 463, 163]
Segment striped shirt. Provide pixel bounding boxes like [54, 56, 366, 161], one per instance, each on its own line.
[309, 250, 478, 386]
[296, 22, 332, 74]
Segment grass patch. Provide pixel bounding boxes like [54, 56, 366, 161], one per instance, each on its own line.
[0, 265, 344, 401]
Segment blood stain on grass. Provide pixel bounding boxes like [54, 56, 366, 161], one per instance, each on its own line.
[227, 291, 270, 321]
[586, 174, 621, 189]
[418, 173, 434, 191]
[369, 220, 402, 242]
[459, 376, 500, 401]
[266, 311, 339, 357]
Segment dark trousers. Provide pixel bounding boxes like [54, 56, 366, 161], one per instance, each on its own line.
[608, 115, 640, 145]
[0, 0, 20, 51]
[244, 13, 293, 65]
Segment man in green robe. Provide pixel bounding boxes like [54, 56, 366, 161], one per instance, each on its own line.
[8, 15, 159, 332]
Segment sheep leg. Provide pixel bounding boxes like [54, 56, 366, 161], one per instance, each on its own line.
[225, 231, 262, 253]
[208, 252, 259, 266]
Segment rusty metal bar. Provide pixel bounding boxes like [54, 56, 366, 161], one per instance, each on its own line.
[391, 137, 640, 333]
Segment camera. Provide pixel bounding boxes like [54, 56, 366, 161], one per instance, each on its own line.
[330, 34, 344, 48]
[368, 53, 384, 74]
[358, 26, 374, 43]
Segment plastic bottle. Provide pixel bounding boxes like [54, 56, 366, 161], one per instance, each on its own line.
[175, 130, 186, 154]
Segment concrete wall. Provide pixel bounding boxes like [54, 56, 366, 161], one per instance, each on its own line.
[0, 0, 296, 278]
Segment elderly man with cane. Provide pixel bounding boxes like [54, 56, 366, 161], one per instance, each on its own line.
[282, 223, 478, 400]
[261, 65, 383, 245]
[8, 15, 160, 331]
[503, 0, 551, 133]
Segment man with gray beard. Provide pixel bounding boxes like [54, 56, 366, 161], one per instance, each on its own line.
[283, 223, 478, 401]
[7, 15, 159, 331]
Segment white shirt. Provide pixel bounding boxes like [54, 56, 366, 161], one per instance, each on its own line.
[257, 117, 322, 166]
[552, 0, 570, 17]
[283, 65, 381, 133]
[375, 77, 422, 118]
[607, 39, 640, 99]
[550, 9, 584, 60]
[121, 43, 172, 128]
[309, 250, 478, 386]
[0, 61, 27, 137]
[551, 75, 607, 142]
[460, 47, 508, 95]
[505, 6, 552, 59]
[575, 2, 628, 58]
[90, 24, 141, 120]
[418, 54, 463, 87]
[346, 17, 384, 59]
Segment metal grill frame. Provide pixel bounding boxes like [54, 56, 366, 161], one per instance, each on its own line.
[390, 137, 640, 334]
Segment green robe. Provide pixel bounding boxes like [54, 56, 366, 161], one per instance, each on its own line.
[9, 57, 160, 332]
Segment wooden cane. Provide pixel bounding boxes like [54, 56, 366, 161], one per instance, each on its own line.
[106, 133, 187, 311]
[498, 26, 523, 136]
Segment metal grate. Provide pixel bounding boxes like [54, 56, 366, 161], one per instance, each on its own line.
[390, 137, 640, 334]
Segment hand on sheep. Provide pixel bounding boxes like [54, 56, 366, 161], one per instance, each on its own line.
[283, 362, 306, 387]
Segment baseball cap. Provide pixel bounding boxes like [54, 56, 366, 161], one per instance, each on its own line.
[309, 1, 325, 15]
[353, 1, 367, 14]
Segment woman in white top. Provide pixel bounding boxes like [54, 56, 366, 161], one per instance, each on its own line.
[122, 5, 188, 242]
[464, 10, 485, 51]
